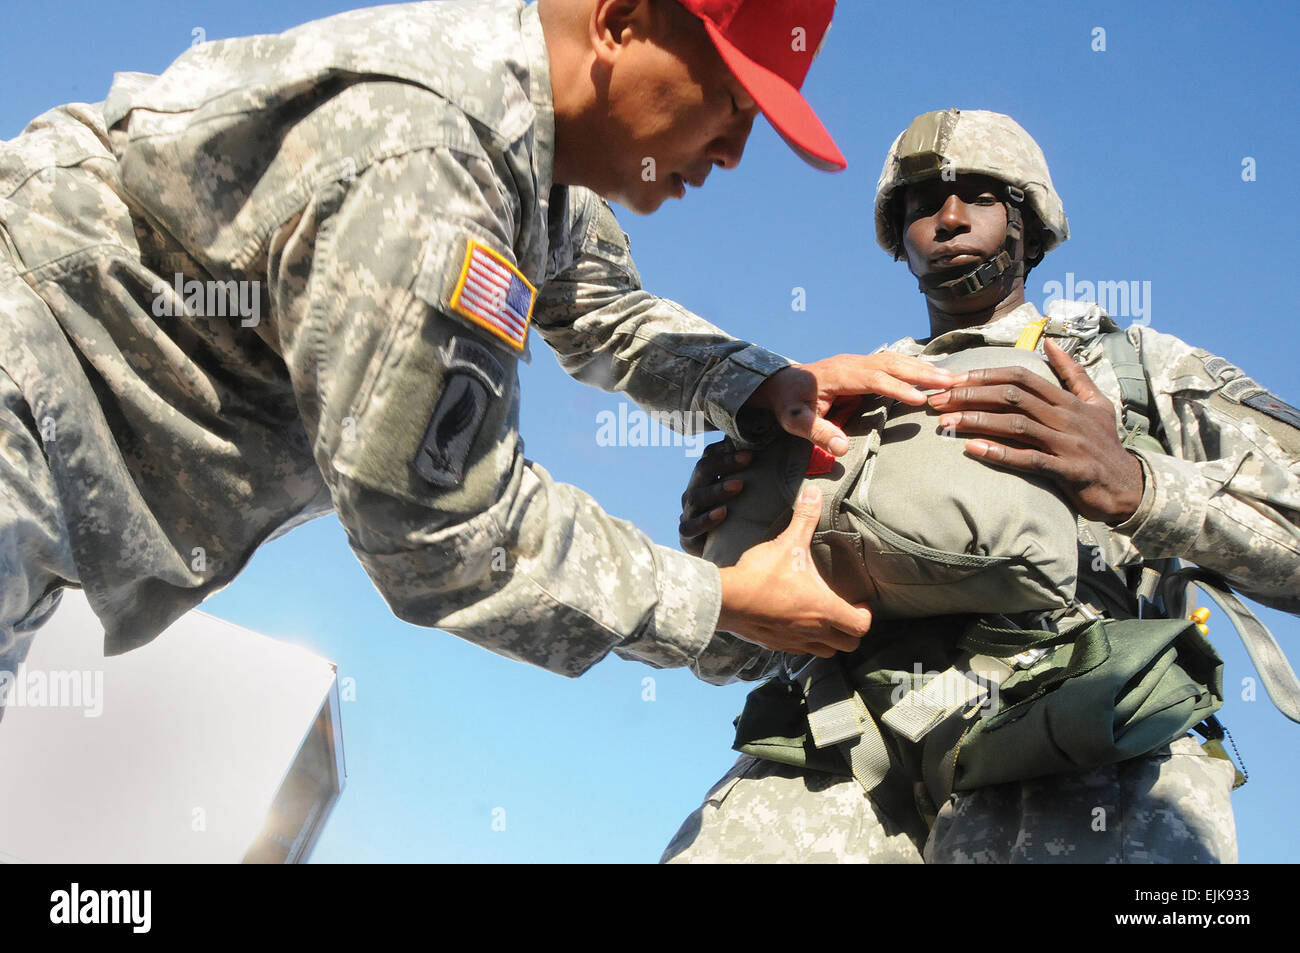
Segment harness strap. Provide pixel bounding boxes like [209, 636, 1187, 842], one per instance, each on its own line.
[881, 668, 989, 742]
[1099, 330, 1154, 438]
[798, 658, 893, 791]
[1166, 568, 1300, 724]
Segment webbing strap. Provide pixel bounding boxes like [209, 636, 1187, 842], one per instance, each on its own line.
[839, 730, 893, 794]
[958, 617, 1083, 657]
[1168, 568, 1300, 723]
[881, 668, 989, 742]
[1136, 566, 1163, 604]
[799, 658, 892, 791]
[1100, 330, 1153, 437]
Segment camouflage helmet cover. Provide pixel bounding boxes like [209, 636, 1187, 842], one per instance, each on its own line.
[874, 108, 1069, 259]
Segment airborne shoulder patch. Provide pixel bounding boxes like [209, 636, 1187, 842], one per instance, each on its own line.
[412, 335, 509, 488]
[448, 239, 536, 352]
[414, 372, 489, 488]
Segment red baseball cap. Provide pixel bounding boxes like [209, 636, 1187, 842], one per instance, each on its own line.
[677, 0, 846, 171]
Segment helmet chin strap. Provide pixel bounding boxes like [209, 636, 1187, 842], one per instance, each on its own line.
[917, 185, 1027, 301]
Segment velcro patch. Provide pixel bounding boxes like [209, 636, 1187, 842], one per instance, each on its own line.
[1201, 355, 1240, 381]
[1244, 390, 1300, 430]
[414, 373, 489, 488]
[449, 239, 536, 352]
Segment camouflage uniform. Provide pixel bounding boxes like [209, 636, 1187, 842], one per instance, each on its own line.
[664, 107, 1299, 863]
[0, 0, 791, 692]
[663, 298, 1300, 864]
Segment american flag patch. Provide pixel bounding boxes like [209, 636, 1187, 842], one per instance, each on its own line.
[448, 240, 536, 351]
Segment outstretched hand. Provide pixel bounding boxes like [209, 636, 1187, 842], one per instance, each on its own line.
[750, 353, 957, 458]
[927, 338, 1146, 524]
[717, 485, 873, 658]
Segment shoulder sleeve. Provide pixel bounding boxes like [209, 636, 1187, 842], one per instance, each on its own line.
[264, 116, 728, 676]
[1109, 326, 1300, 614]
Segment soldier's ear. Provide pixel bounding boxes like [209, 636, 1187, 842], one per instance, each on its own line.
[590, 0, 650, 65]
[1022, 212, 1045, 269]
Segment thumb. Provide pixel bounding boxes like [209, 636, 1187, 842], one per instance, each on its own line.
[1044, 338, 1103, 402]
[781, 484, 824, 550]
[780, 405, 850, 457]
[808, 414, 851, 458]
[829, 599, 874, 638]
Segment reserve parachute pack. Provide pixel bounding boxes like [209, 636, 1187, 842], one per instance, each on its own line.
[719, 314, 1300, 806]
[705, 344, 1080, 619]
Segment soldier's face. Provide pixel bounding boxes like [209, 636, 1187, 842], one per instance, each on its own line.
[596, 3, 759, 213]
[901, 174, 1014, 311]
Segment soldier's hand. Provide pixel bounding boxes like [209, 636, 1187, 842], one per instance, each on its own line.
[716, 485, 872, 658]
[928, 339, 1146, 524]
[750, 353, 957, 458]
[678, 441, 752, 557]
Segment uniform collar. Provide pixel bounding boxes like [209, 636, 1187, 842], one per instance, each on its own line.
[898, 300, 1046, 356]
[521, 2, 557, 208]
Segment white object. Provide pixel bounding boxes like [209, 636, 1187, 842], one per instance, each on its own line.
[0, 588, 345, 863]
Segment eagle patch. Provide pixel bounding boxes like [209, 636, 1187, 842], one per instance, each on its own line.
[414, 373, 489, 488]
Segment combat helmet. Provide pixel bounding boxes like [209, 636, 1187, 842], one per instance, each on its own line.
[875, 108, 1069, 300]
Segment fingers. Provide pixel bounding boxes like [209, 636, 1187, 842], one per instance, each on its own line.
[679, 448, 750, 553]
[778, 400, 852, 457]
[1043, 339, 1106, 402]
[822, 353, 959, 395]
[756, 624, 864, 656]
[811, 626, 865, 653]
[930, 385, 1063, 429]
[932, 364, 1070, 411]
[717, 484, 874, 656]
[678, 483, 739, 539]
[855, 373, 931, 407]
[826, 599, 873, 641]
[682, 447, 751, 501]
[783, 486, 871, 641]
[937, 409, 1059, 450]
[964, 438, 1062, 477]
[865, 354, 960, 405]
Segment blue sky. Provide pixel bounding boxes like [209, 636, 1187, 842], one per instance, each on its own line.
[4, 1, 1298, 863]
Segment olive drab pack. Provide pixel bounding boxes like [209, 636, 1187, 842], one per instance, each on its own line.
[720, 323, 1300, 807]
[703, 345, 1081, 619]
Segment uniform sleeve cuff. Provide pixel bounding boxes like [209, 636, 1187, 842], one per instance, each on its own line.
[631, 545, 724, 669]
[1109, 449, 1210, 557]
[702, 345, 793, 449]
[688, 630, 777, 686]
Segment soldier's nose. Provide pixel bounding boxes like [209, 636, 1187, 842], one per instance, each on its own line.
[935, 194, 970, 236]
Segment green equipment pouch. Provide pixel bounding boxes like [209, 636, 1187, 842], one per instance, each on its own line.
[923, 614, 1225, 801]
[733, 610, 1228, 810]
[731, 675, 849, 776]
